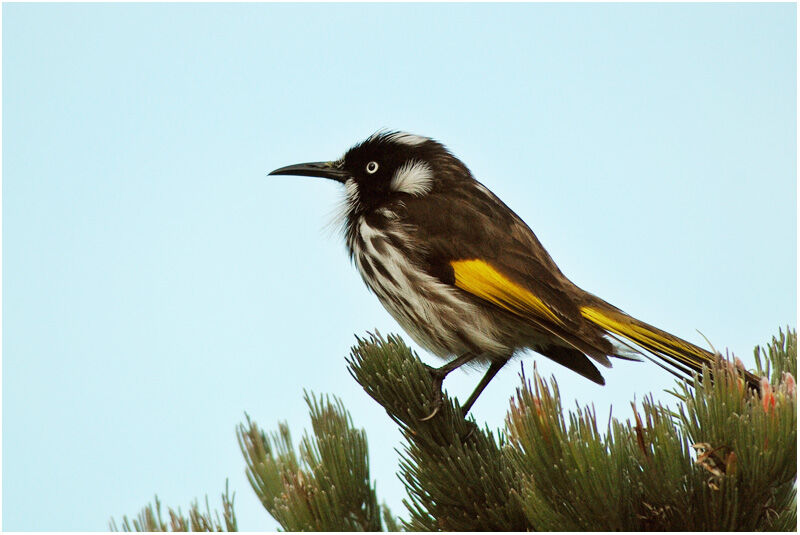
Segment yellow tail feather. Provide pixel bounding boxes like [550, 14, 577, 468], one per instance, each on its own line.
[581, 305, 761, 390]
[580, 306, 712, 372]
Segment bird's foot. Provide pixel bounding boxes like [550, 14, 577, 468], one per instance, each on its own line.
[419, 364, 447, 421]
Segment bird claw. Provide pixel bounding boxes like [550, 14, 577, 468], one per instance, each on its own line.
[419, 381, 444, 422]
[419, 365, 446, 421]
[419, 395, 443, 421]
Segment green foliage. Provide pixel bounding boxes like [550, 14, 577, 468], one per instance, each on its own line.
[236, 392, 394, 531]
[347, 332, 528, 530]
[112, 327, 796, 531]
[505, 375, 695, 530]
[109, 481, 236, 532]
[345, 328, 797, 531]
[673, 327, 796, 531]
[506, 359, 796, 530]
[754, 326, 797, 384]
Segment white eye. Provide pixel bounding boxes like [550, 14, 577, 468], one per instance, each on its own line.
[365, 161, 379, 174]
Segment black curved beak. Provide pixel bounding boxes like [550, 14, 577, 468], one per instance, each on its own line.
[268, 161, 348, 183]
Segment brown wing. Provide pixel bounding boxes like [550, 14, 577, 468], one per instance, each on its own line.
[401, 181, 614, 365]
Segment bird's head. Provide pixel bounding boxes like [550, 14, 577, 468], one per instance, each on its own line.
[269, 131, 470, 216]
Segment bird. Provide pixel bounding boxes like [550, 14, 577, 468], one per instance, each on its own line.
[269, 131, 759, 418]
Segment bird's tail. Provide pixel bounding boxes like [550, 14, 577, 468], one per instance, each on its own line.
[579, 304, 761, 390]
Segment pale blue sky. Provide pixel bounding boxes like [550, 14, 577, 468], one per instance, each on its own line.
[3, 2, 796, 531]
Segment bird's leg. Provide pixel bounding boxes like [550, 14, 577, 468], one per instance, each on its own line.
[419, 352, 476, 421]
[459, 357, 509, 418]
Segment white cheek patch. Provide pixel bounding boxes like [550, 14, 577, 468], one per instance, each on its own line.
[390, 160, 433, 196]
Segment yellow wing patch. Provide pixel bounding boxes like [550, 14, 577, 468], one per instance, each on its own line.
[450, 259, 563, 325]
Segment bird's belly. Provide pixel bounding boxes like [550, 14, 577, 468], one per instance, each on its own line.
[350, 217, 510, 359]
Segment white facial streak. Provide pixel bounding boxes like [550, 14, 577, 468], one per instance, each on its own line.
[327, 177, 361, 234]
